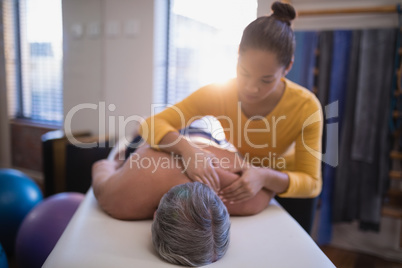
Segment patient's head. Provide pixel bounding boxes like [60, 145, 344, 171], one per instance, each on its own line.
[151, 182, 230, 266]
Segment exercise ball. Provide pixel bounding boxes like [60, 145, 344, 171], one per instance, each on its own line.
[15, 192, 85, 268]
[0, 168, 43, 255]
[0, 243, 8, 268]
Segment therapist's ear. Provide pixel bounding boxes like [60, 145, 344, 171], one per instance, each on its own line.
[283, 56, 294, 77]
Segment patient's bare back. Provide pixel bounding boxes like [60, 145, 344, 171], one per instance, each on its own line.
[94, 141, 273, 220]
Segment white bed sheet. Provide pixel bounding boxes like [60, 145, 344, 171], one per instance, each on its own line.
[44, 189, 334, 267]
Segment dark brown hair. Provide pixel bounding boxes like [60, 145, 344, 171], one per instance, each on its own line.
[239, 1, 296, 68]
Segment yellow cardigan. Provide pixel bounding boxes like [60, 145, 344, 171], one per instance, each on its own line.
[139, 78, 323, 198]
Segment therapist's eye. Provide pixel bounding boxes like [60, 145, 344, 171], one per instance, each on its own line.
[262, 80, 273, 84]
[241, 72, 250, 77]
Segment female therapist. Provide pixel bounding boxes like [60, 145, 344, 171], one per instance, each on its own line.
[139, 1, 323, 205]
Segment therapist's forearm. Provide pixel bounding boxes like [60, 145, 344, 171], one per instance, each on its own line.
[159, 131, 195, 156]
[261, 168, 290, 195]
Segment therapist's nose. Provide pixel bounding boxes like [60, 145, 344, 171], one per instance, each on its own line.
[244, 80, 259, 94]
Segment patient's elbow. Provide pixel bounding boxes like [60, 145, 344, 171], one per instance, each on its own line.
[95, 190, 153, 220]
[95, 194, 129, 220]
[240, 204, 266, 216]
[227, 203, 266, 216]
[104, 206, 130, 221]
[227, 194, 269, 216]
[92, 180, 125, 219]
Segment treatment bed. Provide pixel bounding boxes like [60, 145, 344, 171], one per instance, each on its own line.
[43, 131, 334, 267]
[43, 187, 334, 267]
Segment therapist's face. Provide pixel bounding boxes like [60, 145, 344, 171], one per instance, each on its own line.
[236, 49, 290, 105]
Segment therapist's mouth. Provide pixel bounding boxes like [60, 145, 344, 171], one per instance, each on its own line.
[243, 93, 259, 101]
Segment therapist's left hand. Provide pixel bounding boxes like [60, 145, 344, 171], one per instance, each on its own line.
[218, 165, 266, 204]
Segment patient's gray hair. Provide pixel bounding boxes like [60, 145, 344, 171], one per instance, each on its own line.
[151, 182, 231, 266]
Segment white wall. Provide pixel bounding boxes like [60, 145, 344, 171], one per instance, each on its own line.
[62, 0, 155, 140]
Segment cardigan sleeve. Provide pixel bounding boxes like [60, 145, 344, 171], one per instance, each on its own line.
[277, 96, 323, 198]
[139, 84, 223, 149]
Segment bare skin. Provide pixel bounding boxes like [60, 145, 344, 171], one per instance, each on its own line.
[92, 137, 274, 220]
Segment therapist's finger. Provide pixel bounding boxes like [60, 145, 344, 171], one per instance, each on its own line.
[225, 193, 252, 204]
[192, 174, 206, 186]
[201, 174, 214, 189]
[205, 172, 217, 191]
[208, 167, 220, 191]
[220, 186, 244, 200]
[204, 155, 220, 189]
[219, 179, 242, 195]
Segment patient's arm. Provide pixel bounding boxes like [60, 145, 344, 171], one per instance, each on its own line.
[92, 160, 117, 199]
[92, 144, 274, 220]
[92, 147, 189, 220]
[92, 160, 120, 212]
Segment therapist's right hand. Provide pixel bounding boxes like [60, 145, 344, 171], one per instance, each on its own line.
[181, 146, 220, 192]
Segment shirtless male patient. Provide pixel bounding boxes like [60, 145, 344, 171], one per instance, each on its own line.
[92, 133, 275, 220]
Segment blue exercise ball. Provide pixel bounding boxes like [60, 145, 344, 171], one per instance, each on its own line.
[15, 192, 85, 268]
[0, 168, 43, 255]
[0, 243, 8, 268]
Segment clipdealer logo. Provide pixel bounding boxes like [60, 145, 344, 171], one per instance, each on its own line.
[302, 101, 338, 167]
[63, 100, 338, 167]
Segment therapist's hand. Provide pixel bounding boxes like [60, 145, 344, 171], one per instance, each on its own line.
[219, 165, 266, 204]
[181, 146, 220, 191]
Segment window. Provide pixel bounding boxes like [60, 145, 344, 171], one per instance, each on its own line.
[165, 0, 257, 104]
[153, 0, 257, 137]
[5, 0, 63, 124]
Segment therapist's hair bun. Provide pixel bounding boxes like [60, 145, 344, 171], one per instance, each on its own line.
[271, 1, 296, 26]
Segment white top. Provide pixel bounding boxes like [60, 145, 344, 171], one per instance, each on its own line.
[44, 189, 334, 268]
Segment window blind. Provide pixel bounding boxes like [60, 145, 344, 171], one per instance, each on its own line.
[166, 0, 257, 105]
[2, 0, 17, 117]
[4, 0, 63, 124]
